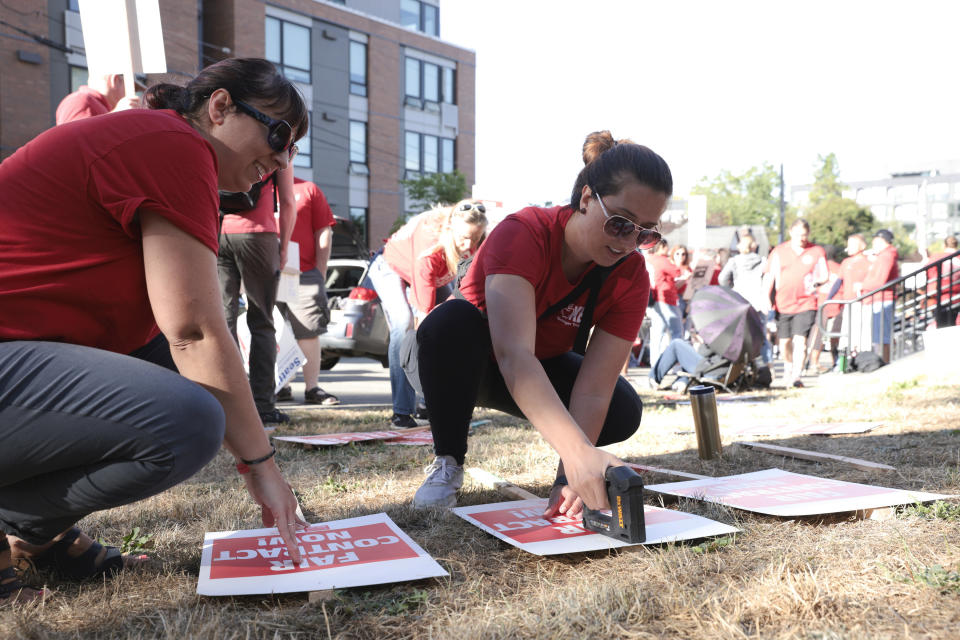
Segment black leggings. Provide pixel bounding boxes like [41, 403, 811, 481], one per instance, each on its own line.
[416, 299, 643, 465]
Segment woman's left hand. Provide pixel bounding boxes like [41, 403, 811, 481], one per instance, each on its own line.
[544, 483, 584, 518]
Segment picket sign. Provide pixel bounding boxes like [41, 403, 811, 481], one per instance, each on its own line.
[648, 468, 953, 517]
[236, 307, 305, 394]
[737, 442, 895, 472]
[276, 242, 300, 304]
[197, 513, 447, 596]
[275, 427, 429, 448]
[78, 0, 166, 98]
[453, 499, 738, 556]
[726, 422, 882, 437]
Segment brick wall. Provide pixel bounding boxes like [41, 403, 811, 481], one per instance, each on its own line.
[0, 0, 52, 159]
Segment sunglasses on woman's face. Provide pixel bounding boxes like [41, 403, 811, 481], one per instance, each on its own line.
[234, 100, 299, 160]
[594, 192, 661, 249]
[459, 202, 486, 214]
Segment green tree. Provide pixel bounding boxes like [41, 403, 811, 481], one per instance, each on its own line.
[691, 163, 782, 228]
[400, 170, 469, 213]
[806, 197, 875, 258]
[808, 152, 844, 206]
[804, 153, 875, 258]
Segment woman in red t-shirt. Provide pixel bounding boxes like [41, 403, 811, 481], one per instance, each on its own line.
[0, 59, 309, 603]
[369, 201, 488, 427]
[409, 131, 672, 515]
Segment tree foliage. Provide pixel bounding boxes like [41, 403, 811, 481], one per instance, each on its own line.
[804, 153, 875, 258]
[691, 163, 784, 235]
[400, 170, 469, 213]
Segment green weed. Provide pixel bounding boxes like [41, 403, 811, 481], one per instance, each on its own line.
[903, 564, 960, 594]
[98, 526, 153, 554]
[691, 535, 736, 555]
[899, 500, 960, 521]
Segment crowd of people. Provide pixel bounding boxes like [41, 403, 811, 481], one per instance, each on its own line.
[1, 57, 957, 606]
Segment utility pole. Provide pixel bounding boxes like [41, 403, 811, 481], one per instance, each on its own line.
[778, 163, 786, 243]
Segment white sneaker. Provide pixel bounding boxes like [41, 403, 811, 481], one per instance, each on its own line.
[412, 455, 463, 509]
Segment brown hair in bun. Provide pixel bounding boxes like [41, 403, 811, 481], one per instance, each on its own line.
[570, 130, 672, 209]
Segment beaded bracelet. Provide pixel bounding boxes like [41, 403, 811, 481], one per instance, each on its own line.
[235, 447, 276, 474]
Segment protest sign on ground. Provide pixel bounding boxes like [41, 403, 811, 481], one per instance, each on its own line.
[647, 468, 951, 517]
[453, 499, 737, 556]
[384, 430, 434, 446]
[725, 422, 881, 436]
[198, 513, 447, 596]
[273, 430, 413, 447]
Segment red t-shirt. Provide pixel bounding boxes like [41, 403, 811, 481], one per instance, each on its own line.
[862, 244, 899, 303]
[839, 253, 869, 301]
[290, 178, 335, 272]
[925, 250, 960, 302]
[766, 241, 827, 314]
[220, 173, 278, 234]
[0, 109, 220, 354]
[55, 86, 111, 124]
[458, 206, 650, 360]
[383, 211, 454, 315]
[646, 253, 681, 306]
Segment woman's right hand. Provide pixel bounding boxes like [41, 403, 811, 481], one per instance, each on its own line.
[241, 461, 308, 563]
[559, 444, 626, 512]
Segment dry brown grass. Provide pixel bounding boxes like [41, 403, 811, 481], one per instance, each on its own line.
[2, 365, 959, 639]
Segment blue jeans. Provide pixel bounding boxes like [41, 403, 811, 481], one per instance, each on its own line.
[648, 301, 683, 374]
[367, 254, 416, 415]
[651, 339, 704, 384]
[872, 301, 894, 345]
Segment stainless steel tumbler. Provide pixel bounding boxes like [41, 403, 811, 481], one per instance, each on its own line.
[689, 385, 722, 460]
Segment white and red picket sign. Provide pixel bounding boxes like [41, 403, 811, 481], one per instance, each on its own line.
[648, 468, 951, 517]
[384, 430, 434, 446]
[273, 431, 410, 447]
[198, 513, 447, 596]
[453, 499, 737, 556]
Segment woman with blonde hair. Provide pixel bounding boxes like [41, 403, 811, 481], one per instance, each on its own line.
[369, 200, 488, 427]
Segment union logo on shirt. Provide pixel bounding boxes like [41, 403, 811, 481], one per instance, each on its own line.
[557, 304, 584, 327]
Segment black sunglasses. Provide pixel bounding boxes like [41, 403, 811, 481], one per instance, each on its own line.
[234, 100, 299, 160]
[459, 202, 486, 214]
[594, 192, 662, 249]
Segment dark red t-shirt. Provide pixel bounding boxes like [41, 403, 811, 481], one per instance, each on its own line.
[458, 206, 650, 359]
[840, 253, 870, 301]
[290, 178, 335, 272]
[862, 244, 899, 303]
[646, 253, 680, 306]
[55, 86, 111, 124]
[0, 109, 220, 354]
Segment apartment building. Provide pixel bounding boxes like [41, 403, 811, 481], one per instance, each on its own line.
[0, 0, 475, 249]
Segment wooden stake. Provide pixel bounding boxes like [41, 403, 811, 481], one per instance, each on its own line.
[466, 468, 539, 500]
[625, 463, 712, 480]
[736, 441, 895, 472]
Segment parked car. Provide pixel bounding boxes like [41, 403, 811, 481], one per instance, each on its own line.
[319, 217, 389, 369]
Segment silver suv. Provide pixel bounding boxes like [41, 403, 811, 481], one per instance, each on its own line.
[319, 217, 389, 370]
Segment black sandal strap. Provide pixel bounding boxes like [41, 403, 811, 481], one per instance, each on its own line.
[60, 540, 125, 581]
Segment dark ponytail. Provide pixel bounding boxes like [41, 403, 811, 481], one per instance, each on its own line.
[568, 130, 673, 208]
[142, 58, 308, 141]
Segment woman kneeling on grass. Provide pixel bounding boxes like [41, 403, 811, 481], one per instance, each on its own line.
[0, 58, 309, 605]
[412, 131, 671, 512]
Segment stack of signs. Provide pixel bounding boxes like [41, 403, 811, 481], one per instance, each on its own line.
[197, 513, 447, 596]
[726, 422, 881, 436]
[453, 499, 737, 556]
[384, 430, 434, 446]
[647, 468, 951, 517]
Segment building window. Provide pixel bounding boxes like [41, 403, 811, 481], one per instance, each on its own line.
[400, 0, 439, 36]
[265, 16, 311, 83]
[405, 58, 454, 107]
[349, 40, 367, 96]
[69, 66, 88, 92]
[294, 112, 312, 168]
[349, 207, 368, 246]
[405, 131, 455, 176]
[442, 66, 455, 104]
[349, 120, 368, 174]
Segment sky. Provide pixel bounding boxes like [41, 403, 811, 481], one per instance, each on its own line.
[441, 0, 960, 206]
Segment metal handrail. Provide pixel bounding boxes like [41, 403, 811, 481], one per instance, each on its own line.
[818, 249, 960, 366]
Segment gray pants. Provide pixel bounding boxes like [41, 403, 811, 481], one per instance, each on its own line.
[0, 339, 225, 544]
[218, 232, 280, 413]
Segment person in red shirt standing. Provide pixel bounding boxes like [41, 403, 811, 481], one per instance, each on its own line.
[860, 229, 900, 363]
[55, 69, 141, 124]
[0, 58, 308, 603]
[645, 239, 684, 380]
[410, 131, 671, 512]
[369, 201, 488, 427]
[763, 218, 828, 387]
[276, 178, 339, 405]
[836, 233, 871, 362]
[925, 235, 960, 327]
